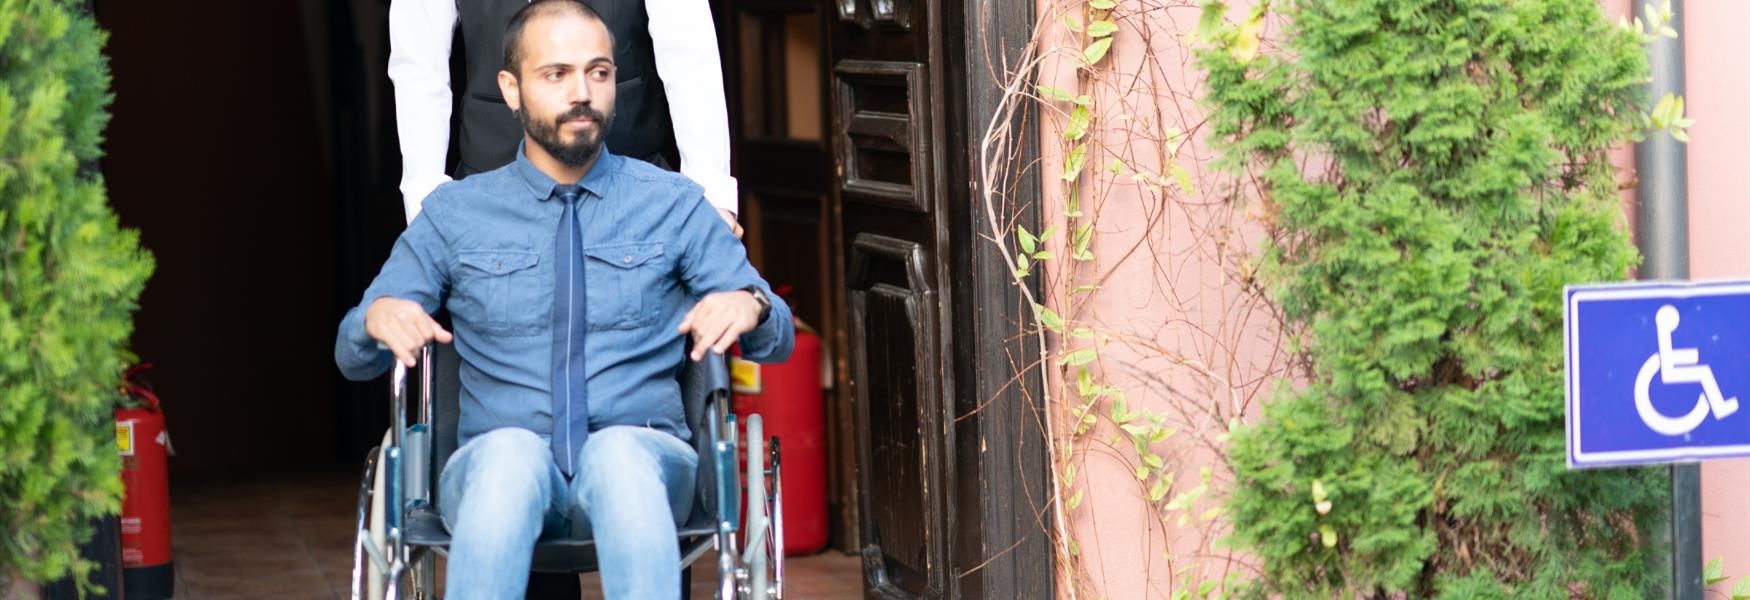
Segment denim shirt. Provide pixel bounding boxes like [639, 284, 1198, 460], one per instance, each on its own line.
[335, 146, 792, 447]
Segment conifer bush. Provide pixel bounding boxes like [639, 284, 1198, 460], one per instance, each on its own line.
[1199, 0, 1663, 596]
[0, 0, 153, 593]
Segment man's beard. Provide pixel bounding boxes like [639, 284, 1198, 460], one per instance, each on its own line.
[519, 101, 611, 167]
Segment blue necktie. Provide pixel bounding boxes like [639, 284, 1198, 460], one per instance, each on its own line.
[550, 185, 589, 476]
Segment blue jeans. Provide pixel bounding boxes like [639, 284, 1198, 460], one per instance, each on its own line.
[437, 426, 698, 599]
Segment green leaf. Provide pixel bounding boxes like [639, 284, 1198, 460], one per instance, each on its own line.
[1198, 0, 1228, 38]
[1017, 224, 1037, 254]
[1072, 284, 1100, 295]
[1229, 12, 1262, 63]
[1731, 575, 1750, 600]
[1198, 580, 1219, 598]
[1035, 84, 1074, 102]
[1067, 488, 1085, 510]
[1035, 303, 1064, 333]
[1144, 454, 1164, 469]
[1149, 475, 1170, 502]
[1088, 0, 1116, 9]
[1062, 463, 1076, 486]
[1038, 225, 1058, 242]
[1135, 465, 1150, 480]
[1033, 250, 1057, 260]
[1170, 163, 1195, 195]
[1069, 538, 1080, 557]
[1065, 105, 1091, 141]
[1087, 20, 1118, 38]
[1061, 14, 1082, 33]
[1083, 37, 1113, 66]
[1062, 143, 1087, 181]
[1706, 557, 1726, 585]
[1061, 347, 1097, 366]
[1106, 158, 1125, 174]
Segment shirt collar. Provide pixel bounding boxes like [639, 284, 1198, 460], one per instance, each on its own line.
[514, 142, 617, 201]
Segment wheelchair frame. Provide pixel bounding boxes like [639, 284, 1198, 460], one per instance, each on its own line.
[349, 345, 785, 599]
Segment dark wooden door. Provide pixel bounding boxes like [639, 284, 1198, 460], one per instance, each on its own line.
[717, 0, 868, 556]
[724, 0, 1053, 596]
[828, 1, 954, 598]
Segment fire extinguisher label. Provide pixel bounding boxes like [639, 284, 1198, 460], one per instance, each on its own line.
[730, 357, 762, 395]
[121, 516, 142, 535]
[116, 421, 135, 456]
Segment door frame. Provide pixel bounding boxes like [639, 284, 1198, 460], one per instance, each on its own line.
[938, 0, 1053, 596]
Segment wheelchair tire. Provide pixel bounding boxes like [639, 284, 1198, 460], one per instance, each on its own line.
[356, 430, 440, 600]
[352, 445, 380, 600]
[769, 444, 785, 600]
[744, 415, 767, 599]
[367, 432, 391, 599]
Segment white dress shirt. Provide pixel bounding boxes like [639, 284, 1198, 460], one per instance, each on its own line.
[388, 0, 738, 223]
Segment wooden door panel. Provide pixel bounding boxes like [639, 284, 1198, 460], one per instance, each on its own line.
[847, 234, 942, 598]
[834, 60, 931, 213]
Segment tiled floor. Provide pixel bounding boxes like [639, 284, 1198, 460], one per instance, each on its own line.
[166, 470, 861, 599]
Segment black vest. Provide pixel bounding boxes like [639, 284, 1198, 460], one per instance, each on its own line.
[454, 0, 679, 176]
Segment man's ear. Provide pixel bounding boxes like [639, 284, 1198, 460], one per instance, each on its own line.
[498, 70, 521, 113]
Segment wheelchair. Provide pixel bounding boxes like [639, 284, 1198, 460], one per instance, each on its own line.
[349, 344, 786, 599]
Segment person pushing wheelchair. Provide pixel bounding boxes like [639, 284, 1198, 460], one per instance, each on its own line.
[333, 1, 793, 597]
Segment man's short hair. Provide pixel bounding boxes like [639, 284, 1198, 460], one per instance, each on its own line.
[502, 0, 610, 76]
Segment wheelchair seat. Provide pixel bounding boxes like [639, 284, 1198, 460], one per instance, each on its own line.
[405, 342, 729, 573]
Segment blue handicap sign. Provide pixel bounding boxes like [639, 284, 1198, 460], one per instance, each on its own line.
[1565, 280, 1750, 468]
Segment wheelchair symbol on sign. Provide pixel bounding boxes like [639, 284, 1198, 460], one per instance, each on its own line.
[1634, 305, 1741, 435]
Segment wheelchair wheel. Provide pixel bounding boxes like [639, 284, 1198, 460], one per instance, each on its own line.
[738, 416, 783, 599]
[353, 431, 438, 600]
[351, 437, 389, 600]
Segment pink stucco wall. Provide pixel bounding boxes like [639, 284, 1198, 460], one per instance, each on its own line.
[1036, 1, 1278, 596]
[1674, 0, 1750, 592]
[1040, 1, 1749, 596]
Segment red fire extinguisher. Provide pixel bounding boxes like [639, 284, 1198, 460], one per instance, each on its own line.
[116, 363, 175, 599]
[731, 319, 830, 556]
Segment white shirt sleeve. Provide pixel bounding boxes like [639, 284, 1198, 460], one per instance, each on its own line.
[388, 0, 460, 224]
[646, 0, 740, 215]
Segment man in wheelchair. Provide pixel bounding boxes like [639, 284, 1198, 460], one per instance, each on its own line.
[333, 1, 793, 597]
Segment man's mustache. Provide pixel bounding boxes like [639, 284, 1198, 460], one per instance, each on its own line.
[556, 104, 606, 127]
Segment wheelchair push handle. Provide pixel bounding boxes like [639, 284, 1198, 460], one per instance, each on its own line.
[697, 351, 732, 397]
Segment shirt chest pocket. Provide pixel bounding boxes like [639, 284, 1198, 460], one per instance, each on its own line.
[456, 250, 547, 336]
[582, 241, 665, 331]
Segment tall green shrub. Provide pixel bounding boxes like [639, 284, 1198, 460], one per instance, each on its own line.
[0, 0, 152, 593]
[1200, 0, 1663, 597]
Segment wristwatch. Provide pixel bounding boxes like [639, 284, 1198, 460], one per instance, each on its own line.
[743, 286, 773, 325]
